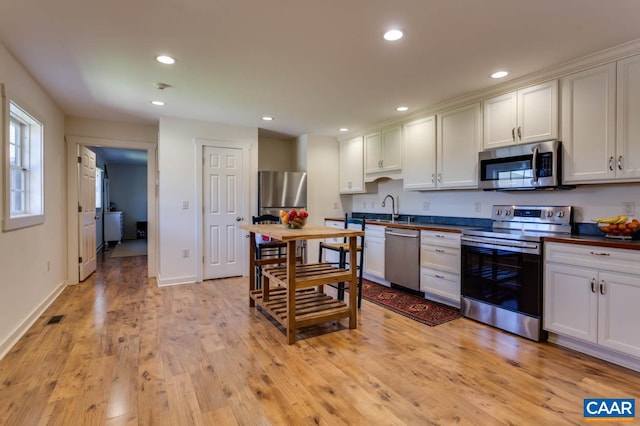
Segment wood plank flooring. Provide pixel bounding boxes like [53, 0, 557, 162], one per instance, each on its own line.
[1, 253, 639, 425]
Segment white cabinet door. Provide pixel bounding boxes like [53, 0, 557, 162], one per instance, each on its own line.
[561, 63, 617, 183]
[420, 267, 460, 307]
[381, 126, 402, 171]
[483, 81, 558, 149]
[364, 235, 385, 279]
[437, 102, 482, 189]
[517, 80, 559, 144]
[483, 91, 517, 149]
[403, 116, 436, 190]
[364, 132, 382, 173]
[598, 271, 640, 358]
[616, 54, 640, 180]
[339, 136, 364, 193]
[544, 262, 597, 343]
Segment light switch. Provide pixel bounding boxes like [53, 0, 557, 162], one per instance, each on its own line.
[182, 201, 189, 209]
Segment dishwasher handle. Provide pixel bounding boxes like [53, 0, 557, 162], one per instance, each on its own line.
[385, 231, 419, 238]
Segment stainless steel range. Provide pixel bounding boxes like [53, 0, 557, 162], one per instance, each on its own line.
[461, 205, 573, 341]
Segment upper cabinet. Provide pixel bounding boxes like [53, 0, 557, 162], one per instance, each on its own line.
[339, 136, 365, 194]
[403, 116, 436, 190]
[562, 55, 640, 184]
[403, 103, 481, 191]
[483, 80, 558, 149]
[364, 125, 403, 181]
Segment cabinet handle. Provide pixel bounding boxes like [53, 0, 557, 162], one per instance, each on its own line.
[431, 173, 435, 183]
[511, 128, 515, 142]
[590, 278, 597, 293]
[599, 280, 606, 295]
[435, 248, 445, 253]
[589, 251, 610, 256]
[517, 126, 522, 140]
[435, 234, 445, 238]
[435, 274, 445, 279]
[618, 155, 623, 170]
[437, 173, 442, 183]
[609, 156, 614, 171]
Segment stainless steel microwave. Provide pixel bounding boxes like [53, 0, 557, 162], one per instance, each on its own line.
[478, 140, 570, 191]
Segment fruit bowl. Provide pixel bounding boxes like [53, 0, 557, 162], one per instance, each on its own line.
[597, 220, 640, 239]
[280, 208, 308, 229]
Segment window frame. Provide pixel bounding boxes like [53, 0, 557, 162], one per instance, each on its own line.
[2, 88, 45, 231]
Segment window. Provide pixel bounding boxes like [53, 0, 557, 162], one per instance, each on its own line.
[3, 100, 44, 231]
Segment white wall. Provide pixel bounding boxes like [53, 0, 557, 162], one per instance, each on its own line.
[0, 43, 67, 359]
[351, 179, 640, 224]
[296, 134, 343, 261]
[158, 117, 258, 285]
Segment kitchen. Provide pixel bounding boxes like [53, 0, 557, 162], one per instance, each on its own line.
[2, 1, 640, 423]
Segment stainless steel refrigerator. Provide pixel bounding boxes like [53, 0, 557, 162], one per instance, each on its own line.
[258, 171, 307, 217]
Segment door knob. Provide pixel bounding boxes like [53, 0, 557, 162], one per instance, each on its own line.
[236, 216, 243, 222]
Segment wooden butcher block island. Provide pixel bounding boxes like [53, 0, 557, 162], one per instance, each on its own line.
[241, 223, 364, 344]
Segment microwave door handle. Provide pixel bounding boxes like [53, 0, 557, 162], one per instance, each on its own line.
[531, 146, 539, 183]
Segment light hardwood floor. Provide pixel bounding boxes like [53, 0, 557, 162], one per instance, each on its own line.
[1, 253, 639, 425]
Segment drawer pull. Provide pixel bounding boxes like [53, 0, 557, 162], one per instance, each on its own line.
[589, 251, 610, 256]
[435, 274, 445, 279]
[435, 234, 445, 238]
[435, 248, 445, 253]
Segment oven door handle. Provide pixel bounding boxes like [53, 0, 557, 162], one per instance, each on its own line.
[461, 236, 540, 254]
[531, 146, 539, 183]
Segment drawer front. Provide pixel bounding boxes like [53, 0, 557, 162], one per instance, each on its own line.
[545, 242, 640, 275]
[420, 246, 460, 274]
[420, 266, 460, 302]
[421, 230, 461, 248]
[365, 224, 386, 238]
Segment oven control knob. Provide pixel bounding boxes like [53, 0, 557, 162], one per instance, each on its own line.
[546, 210, 554, 217]
[557, 210, 565, 218]
[495, 208, 502, 215]
[504, 209, 511, 216]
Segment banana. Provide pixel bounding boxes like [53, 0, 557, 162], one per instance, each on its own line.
[593, 215, 628, 224]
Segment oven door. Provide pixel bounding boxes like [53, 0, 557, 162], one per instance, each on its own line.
[461, 239, 542, 317]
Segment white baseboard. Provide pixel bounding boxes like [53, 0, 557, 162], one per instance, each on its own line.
[157, 274, 197, 287]
[548, 333, 640, 373]
[0, 279, 68, 361]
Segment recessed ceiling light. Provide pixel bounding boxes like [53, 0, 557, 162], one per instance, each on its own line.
[262, 116, 274, 121]
[155, 55, 176, 65]
[384, 29, 403, 41]
[151, 100, 166, 106]
[396, 106, 409, 112]
[491, 70, 509, 79]
[339, 128, 349, 132]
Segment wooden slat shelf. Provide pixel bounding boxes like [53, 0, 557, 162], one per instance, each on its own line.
[250, 287, 351, 329]
[262, 263, 351, 290]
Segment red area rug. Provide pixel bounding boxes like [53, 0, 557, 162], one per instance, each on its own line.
[361, 280, 461, 326]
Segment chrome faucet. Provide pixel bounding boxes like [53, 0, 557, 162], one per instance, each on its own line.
[381, 194, 399, 222]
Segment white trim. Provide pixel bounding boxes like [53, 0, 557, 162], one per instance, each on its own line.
[156, 274, 198, 287]
[548, 333, 640, 373]
[0, 279, 67, 361]
[194, 138, 251, 282]
[66, 135, 158, 284]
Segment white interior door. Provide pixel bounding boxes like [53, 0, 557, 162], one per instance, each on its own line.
[203, 146, 244, 279]
[78, 145, 97, 281]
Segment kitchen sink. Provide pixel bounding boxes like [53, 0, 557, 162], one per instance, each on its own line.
[366, 218, 412, 225]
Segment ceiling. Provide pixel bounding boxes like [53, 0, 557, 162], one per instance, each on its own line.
[2, 1, 640, 138]
[91, 147, 148, 166]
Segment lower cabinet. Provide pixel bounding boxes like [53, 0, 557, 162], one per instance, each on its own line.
[363, 224, 386, 283]
[420, 230, 461, 307]
[544, 242, 640, 360]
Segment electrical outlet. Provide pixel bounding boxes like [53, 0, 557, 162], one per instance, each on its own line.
[623, 201, 635, 216]
[370, 201, 375, 208]
[182, 201, 189, 209]
[333, 202, 338, 209]
[474, 202, 481, 213]
[423, 201, 430, 211]
[362, 202, 367, 209]
[182, 249, 189, 258]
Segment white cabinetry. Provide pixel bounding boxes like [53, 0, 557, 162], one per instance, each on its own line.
[544, 242, 640, 362]
[403, 103, 481, 191]
[322, 220, 344, 264]
[363, 224, 386, 284]
[364, 125, 402, 180]
[561, 56, 640, 184]
[420, 230, 461, 307]
[483, 80, 558, 149]
[403, 116, 436, 190]
[339, 136, 365, 193]
[105, 211, 124, 244]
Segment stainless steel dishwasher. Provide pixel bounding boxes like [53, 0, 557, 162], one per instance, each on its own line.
[384, 227, 420, 291]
